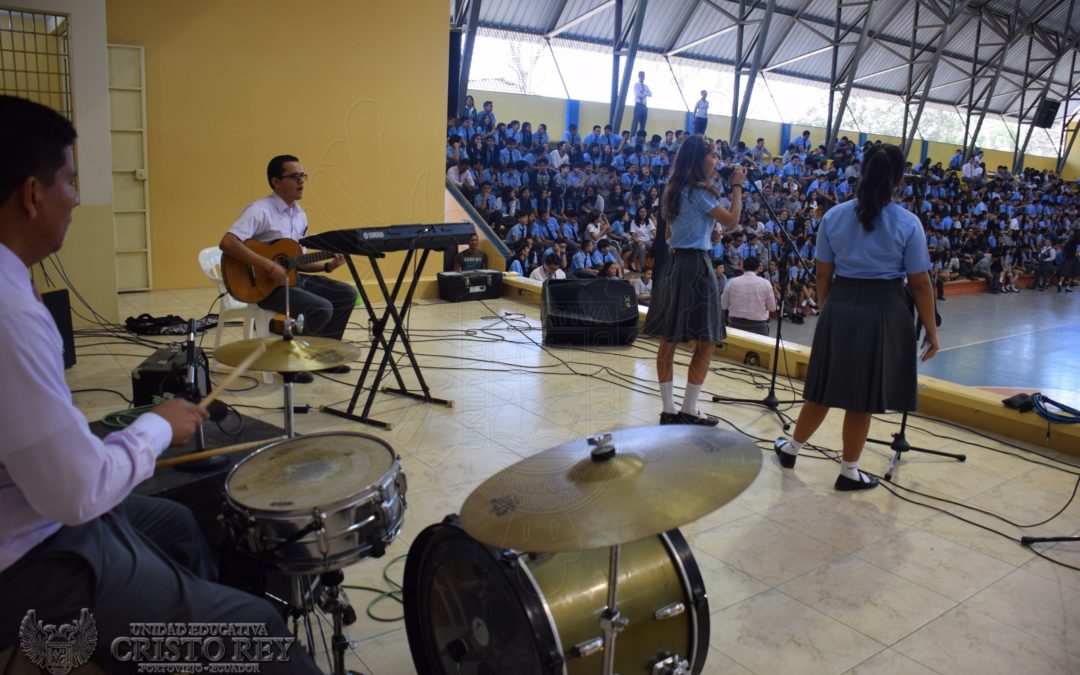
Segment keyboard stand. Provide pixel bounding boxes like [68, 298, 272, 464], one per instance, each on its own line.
[322, 243, 453, 430]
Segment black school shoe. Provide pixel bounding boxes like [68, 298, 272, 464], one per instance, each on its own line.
[773, 439, 797, 469]
[321, 365, 352, 374]
[834, 472, 880, 491]
[676, 411, 720, 426]
[659, 412, 681, 425]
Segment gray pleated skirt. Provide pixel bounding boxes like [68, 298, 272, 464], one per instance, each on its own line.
[1060, 258, 1080, 278]
[642, 249, 725, 343]
[803, 277, 917, 413]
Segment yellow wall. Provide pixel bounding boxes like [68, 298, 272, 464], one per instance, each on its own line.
[1064, 123, 1080, 181]
[107, 0, 448, 291]
[471, 90, 567, 141]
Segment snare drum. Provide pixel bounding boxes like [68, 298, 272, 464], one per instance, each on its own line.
[223, 432, 406, 574]
[403, 516, 709, 675]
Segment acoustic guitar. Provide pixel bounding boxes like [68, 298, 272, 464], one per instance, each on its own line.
[221, 238, 337, 303]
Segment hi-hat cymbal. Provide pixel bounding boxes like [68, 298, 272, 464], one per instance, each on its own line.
[460, 425, 761, 553]
[214, 336, 360, 372]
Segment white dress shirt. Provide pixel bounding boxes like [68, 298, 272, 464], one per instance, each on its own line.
[0, 244, 172, 572]
[634, 82, 652, 105]
[228, 193, 308, 243]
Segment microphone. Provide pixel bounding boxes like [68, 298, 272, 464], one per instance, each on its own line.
[205, 399, 229, 422]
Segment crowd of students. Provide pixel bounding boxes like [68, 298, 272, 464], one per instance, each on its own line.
[446, 95, 1080, 308]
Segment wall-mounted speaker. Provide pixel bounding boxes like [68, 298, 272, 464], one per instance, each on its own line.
[1032, 98, 1061, 129]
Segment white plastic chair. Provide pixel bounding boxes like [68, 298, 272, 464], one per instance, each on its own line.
[198, 246, 276, 384]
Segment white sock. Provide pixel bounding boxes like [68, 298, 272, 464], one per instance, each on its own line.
[840, 459, 869, 482]
[681, 383, 703, 415]
[778, 438, 803, 456]
[660, 381, 677, 414]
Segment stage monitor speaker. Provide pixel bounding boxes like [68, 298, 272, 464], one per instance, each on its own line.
[41, 288, 76, 369]
[1032, 98, 1060, 129]
[541, 278, 639, 346]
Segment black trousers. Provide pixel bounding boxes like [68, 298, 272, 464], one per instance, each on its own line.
[259, 272, 357, 340]
[0, 495, 321, 674]
[729, 316, 770, 336]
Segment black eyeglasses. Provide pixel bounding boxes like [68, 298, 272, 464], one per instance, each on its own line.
[279, 172, 308, 181]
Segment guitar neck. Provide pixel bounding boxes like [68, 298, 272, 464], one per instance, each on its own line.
[284, 251, 335, 270]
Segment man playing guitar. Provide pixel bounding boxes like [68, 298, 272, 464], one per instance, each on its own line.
[219, 155, 357, 381]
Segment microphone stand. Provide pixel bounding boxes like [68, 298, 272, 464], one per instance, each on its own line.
[177, 317, 228, 472]
[712, 175, 813, 431]
[865, 174, 965, 480]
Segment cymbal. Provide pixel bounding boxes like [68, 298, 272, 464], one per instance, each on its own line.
[214, 336, 361, 372]
[460, 425, 761, 553]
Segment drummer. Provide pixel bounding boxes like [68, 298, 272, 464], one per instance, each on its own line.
[0, 96, 321, 674]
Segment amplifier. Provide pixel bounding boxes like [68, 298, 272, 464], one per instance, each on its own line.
[437, 269, 503, 302]
[41, 288, 76, 369]
[131, 347, 208, 406]
[541, 278, 639, 346]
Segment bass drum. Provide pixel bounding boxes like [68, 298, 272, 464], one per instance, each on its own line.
[403, 516, 709, 675]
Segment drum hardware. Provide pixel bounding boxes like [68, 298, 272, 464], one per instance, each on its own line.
[652, 655, 691, 675]
[598, 543, 628, 675]
[404, 427, 760, 674]
[220, 432, 406, 675]
[214, 278, 361, 439]
[404, 516, 711, 675]
[570, 637, 604, 659]
[459, 426, 762, 553]
[654, 603, 685, 621]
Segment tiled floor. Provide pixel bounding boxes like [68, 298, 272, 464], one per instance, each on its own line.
[61, 288, 1080, 674]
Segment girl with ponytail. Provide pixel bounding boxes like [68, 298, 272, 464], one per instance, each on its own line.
[772, 143, 939, 491]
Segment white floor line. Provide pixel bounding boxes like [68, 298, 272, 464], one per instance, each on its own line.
[937, 322, 1080, 352]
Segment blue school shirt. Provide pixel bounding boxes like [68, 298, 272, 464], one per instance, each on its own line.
[815, 200, 930, 280]
[666, 187, 721, 251]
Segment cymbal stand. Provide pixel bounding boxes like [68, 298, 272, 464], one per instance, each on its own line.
[599, 544, 628, 675]
[278, 279, 304, 438]
[587, 434, 628, 675]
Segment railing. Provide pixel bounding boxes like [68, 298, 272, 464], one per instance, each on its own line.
[445, 177, 511, 261]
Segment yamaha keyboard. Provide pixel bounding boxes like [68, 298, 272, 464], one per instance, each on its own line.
[300, 223, 475, 256]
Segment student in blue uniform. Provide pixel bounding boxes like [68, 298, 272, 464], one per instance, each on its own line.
[642, 135, 744, 425]
[773, 143, 939, 491]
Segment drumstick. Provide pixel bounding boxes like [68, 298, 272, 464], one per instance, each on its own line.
[199, 343, 267, 412]
[155, 435, 287, 469]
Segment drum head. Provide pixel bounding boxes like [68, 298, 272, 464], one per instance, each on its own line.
[404, 518, 560, 675]
[226, 432, 394, 511]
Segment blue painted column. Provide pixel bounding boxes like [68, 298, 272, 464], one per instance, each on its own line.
[565, 99, 580, 138]
[780, 123, 792, 153]
[858, 132, 868, 147]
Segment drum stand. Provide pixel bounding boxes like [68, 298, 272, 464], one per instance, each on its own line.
[286, 571, 361, 675]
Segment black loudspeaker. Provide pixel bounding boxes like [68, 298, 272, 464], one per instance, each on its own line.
[438, 270, 503, 302]
[41, 288, 76, 369]
[541, 278, 639, 346]
[1033, 98, 1061, 129]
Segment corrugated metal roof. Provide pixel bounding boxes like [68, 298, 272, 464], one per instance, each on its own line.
[472, 0, 1080, 124]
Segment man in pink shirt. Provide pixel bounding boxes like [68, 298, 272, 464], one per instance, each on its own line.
[720, 256, 778, 336]
[0, 96, 320, 673]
